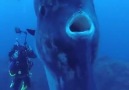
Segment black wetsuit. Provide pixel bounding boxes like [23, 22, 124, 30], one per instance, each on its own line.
[9, 44, 36, 90]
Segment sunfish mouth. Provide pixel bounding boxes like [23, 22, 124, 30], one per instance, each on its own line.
[66, 11, 95, 39]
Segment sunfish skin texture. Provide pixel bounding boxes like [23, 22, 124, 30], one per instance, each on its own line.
[34, 0, 99, 90]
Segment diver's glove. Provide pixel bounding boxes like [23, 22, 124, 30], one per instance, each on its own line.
[15, 27, 22, 34]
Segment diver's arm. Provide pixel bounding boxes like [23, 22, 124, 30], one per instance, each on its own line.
[27, 46, 37, 58]
[28, 50, 37, 58]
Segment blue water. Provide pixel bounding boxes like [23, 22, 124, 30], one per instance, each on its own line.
[0, 0, 49, 90]
[0, 0, 129, 90]
[94, 0, 129, 60]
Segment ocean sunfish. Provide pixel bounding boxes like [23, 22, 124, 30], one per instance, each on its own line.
[33, 0, 99, 90]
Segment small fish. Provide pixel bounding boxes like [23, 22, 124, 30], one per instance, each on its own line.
[32, 0, 99, 90]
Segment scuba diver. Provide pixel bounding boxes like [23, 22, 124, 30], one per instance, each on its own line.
[8, 27, 36, 90]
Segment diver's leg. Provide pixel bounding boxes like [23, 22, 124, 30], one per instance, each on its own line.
[12, 77, 22, 90]
[22, 76, 31, 90]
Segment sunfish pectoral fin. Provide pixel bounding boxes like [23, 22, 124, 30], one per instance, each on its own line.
[26, 29, 36, 36]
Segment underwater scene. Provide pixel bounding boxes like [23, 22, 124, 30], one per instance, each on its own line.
[0, 0, 129, 90]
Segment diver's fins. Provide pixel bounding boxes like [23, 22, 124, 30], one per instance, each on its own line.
[26, 29, 35, 36]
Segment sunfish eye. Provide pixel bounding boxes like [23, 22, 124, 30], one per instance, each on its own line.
[40, 5, 46, 16]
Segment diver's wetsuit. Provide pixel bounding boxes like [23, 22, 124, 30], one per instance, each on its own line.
[9, 44, 36, 90]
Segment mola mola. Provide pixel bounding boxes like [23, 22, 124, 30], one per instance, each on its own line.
[33, 0, 99, 90]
